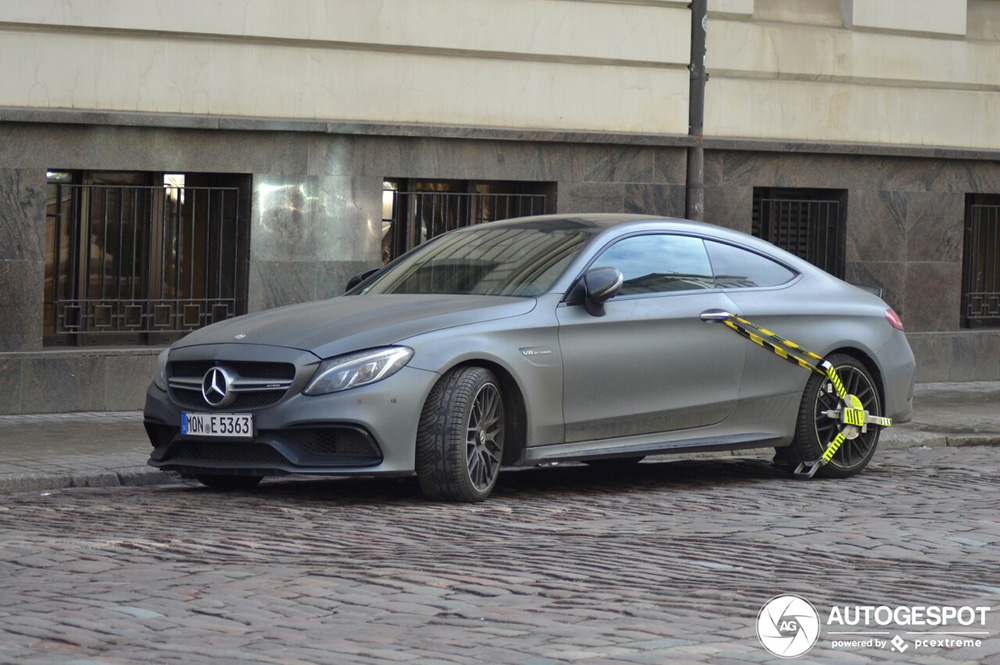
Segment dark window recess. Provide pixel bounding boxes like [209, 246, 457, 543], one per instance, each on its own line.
[44, 171, 251, 346]
[752, 188, 847, 279]
[381, 179, 554, 263]
[704, 240, 797, 289]
[962, 194, 1000, 328]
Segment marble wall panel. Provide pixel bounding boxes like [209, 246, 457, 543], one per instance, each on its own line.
[0, 357, 22, 414]
[0, 169, 46, 261]
[623, 184, 686, 217]
[775, 155, 882, 191]
[845, 190, 906, 264]
[845, 261, 907, 316]
[902, 192, 964, 263]
[147, 130, 309, 176]
[715, 151, 780, 187]
[104, 353, 158, 411]
[21, 354, 106, 413]
[0, 260, 44, 352]
[652, 148, 688, 186]
[6, 125, 309, 175]
[582, 146, 655, 184]
[868, 157, 958, 194]
[251, 175, 379, 262]
[359, 136, 582, 182]
[904, 262, 963, 332]
[558, 183, 624, 214]
[307, 136, 358, 177]
[703, 152, 725, 188]
[704, 185, 753, 233]
[317, 260, 380, 300]
[248, 260, 316, 312]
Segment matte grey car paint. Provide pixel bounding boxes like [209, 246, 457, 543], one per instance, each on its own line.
[144, 214, 915, 480]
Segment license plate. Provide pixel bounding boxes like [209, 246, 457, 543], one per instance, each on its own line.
[181, 412, 254, 439]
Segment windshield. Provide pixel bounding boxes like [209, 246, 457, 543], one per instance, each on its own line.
[361, 225, 592, 297]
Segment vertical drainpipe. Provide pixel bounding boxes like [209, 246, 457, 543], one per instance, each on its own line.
[686, 0, 707, 221]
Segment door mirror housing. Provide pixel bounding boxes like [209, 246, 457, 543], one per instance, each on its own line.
[570, 267, 623, 316]
[345, 268, 381, 293]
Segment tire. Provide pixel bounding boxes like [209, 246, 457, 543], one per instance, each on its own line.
[786, 353, 882, 478]
[195, 474, 264, 490]
[416, 367, 505, 502]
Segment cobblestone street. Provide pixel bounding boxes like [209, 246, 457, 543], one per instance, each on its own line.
[1, 445, 998, 664]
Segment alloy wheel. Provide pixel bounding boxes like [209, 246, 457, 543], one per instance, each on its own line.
[812, 363, 881, 470]
[466, 382, 504, 492]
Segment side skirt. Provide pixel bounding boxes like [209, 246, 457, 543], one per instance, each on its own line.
[516, 431, 789, 466]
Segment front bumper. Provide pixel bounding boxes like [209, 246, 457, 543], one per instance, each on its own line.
[144, 363, 439, 477]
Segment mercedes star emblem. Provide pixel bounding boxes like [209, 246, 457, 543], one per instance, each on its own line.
[201, 366, 235, 407]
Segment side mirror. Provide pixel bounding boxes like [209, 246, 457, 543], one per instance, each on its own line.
[345, 268, 381, 293]
[574, 267, 623, 317]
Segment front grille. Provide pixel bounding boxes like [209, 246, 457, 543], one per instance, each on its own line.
[171, 389, 287, 411]
[167, 360, 297, 410]
[170, 361, 295, 381]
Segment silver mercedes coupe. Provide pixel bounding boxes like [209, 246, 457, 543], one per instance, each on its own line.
[143, 214, 915, 501]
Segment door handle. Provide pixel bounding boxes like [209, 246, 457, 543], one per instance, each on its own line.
[700, 309, 732, 323]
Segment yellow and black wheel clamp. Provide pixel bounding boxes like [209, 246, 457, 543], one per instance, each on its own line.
[716, 313, 892, 478]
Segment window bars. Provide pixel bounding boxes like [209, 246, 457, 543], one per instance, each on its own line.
[753, 189, 847, 279]
[45, 182, 244, 341]
[962, 201, 1000, 326]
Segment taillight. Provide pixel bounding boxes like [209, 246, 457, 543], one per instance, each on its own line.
[885, 308, 904, 331]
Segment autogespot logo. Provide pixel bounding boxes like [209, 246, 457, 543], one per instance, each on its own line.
[757, 595, 821, 658]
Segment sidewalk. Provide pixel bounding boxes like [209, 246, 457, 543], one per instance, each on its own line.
[1, 382, 998, 493]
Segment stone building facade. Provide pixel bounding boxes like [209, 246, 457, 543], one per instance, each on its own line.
[1, 0, 999, 413]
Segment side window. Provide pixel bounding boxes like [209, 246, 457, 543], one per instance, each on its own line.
[705, 240, 796, 288]
[591, 234, 713, 295]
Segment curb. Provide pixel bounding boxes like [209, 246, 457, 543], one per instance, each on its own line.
[0, 468, 176, 494]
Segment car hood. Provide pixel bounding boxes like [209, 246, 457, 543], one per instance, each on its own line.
[174, 294, 536, 358]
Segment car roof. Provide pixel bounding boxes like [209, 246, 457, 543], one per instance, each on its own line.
[477, 213, 826, 277]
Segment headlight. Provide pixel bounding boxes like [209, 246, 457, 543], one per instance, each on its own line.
[153, 349, 170, 391]
[304, 347, 414, 395]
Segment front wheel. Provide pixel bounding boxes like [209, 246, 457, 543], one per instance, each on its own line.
[786, 354, 882, 478]
[416, 367, 505, 502]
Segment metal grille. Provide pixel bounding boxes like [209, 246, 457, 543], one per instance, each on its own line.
[387, 190, 547, 257]
[170, 361, 295, 381]
[753, 191, 846, 278]
[45, 182, 244, 339]
[962, 202, 1000, 326]
[283, 427, 383, 465]
[167, 361, 296, 410]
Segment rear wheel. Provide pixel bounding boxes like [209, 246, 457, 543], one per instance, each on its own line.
[194, 474, 264, 490]
[416, 367, 505, 502]
[786, 354, 882, 478]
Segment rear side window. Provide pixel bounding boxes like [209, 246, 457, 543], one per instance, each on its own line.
[591, 234, 714, 295]
[705, 240, 796, 288]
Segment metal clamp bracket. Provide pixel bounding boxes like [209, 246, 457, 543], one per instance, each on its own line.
[703, 311, 893, 478]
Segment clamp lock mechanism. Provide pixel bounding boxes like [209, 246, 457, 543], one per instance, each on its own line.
[701, 310, 893, 479]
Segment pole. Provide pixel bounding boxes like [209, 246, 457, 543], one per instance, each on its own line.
[686, 0, 707, 221]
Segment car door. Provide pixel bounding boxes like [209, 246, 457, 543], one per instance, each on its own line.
[556, 233, 747, 443]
